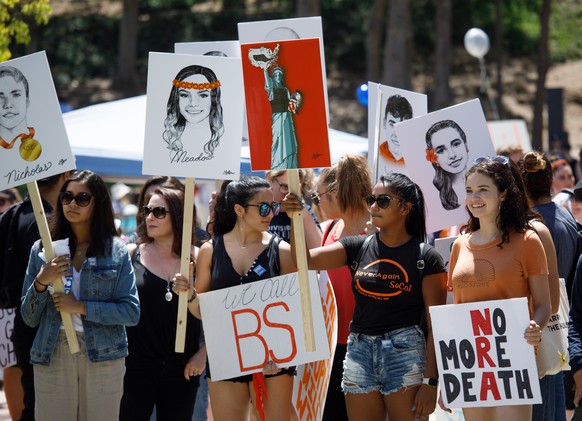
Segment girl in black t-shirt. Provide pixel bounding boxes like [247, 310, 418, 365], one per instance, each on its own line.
[286, 172, 447, 421]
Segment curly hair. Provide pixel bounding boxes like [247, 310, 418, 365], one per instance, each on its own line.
[425, 120, 468, 210]
[163, 65, 224, 156]
[517, 151, 552, 200]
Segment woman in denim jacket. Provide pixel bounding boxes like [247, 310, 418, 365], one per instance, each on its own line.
[21, 170, 140, 421]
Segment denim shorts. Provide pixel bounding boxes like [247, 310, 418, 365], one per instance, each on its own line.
[342, 325, 426, 395]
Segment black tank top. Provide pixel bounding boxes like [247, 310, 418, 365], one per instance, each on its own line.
[210, 234, 281, 291]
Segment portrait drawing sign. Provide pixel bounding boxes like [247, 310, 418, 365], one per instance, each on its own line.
[0, 52, 76, 190]
[142, 52, 244, 180]
[396, 99, 496, 233]
[240, 38, 330, 171]
[174, 40, 241, 58]
[367, 83, 427, 180]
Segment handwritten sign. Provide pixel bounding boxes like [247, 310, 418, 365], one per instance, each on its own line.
[199, 271, 330, 381]
[0, 51, 75, 190]
[0, 308, 17, 368]
[292, 271, 337, 421]
[430, 298, 541, 408]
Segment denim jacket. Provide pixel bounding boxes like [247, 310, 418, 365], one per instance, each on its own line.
[21, 237, 140, 365]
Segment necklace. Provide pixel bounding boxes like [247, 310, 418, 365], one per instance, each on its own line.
[150, 243, 177, 302]
[237, 233, 263, 249]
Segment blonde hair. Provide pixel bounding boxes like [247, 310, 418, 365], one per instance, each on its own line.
[266, 169, 315, 198]
[319, 155, 371, 213]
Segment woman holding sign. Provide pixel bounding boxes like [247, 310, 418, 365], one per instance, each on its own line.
[286, 172, 448, 421]
[175, 175, 297, 421]
[448, 156, 551, 420]
[20, 170, 140, 421]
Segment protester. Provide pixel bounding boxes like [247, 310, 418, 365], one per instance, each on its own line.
[568, 255, 582, 419]
[551, 158, 575, 196]
[175, 176, 297, 421]
[20, 170, 140, 420]
[266, 169, 322, 249]
[286, 172, 447, 421]
[447, 156, 551, 420]
[6, 172, 72, 421]
[312, 155, 372, 421]
[519, 151, 581, 420]
[120, 186, 202, 420]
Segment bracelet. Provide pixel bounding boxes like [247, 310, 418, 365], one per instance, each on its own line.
[34, 278, 48, 287]
[188, 289, 198, 303]
[422, 377, 438, 387]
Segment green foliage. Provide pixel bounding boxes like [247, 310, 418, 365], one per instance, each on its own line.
[0, 0, 51, 61]
[550, 0, 582, 62]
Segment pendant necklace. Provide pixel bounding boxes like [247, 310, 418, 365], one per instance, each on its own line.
[151, 243, 177, 302]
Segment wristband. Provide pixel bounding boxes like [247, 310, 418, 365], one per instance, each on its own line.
[188, 289, 198, 303]
[34, 278, 48, 287]
[422, 377, 438, 387]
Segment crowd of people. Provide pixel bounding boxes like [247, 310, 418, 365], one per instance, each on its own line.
[2, 141, 582, 421]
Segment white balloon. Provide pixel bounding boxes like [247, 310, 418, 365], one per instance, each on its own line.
[464, 28, 490, 59]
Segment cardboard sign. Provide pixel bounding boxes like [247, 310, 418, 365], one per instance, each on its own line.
[240, 38, 330, 171]
[430, 298, 541, 408]
[0, 52, 75, 190]
[142, 52, 244, 180]
[174, 40, 242, 58]
[292, 271, 337, 421]
[199, 271, 330, 381]
[396, 99, 496, 233]
[367, 83, 427, 180]
[0, 308, 16, 368]
[487, 119, 532, 153]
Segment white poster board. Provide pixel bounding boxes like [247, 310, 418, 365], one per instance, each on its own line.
[174, 40, 242, 58]
[0, 308, 16, 368]
[142, 52, 244, 180]
[487, 119, 532, 153]
[367, 83, 427, 180]
[238, 16, 329, 121]
[430, 297, 541, 408]
[292, 271, 337, 421]
[199, 271, 330, 381]
[396, 99, 496, 233]
[0, 51, 76, 190]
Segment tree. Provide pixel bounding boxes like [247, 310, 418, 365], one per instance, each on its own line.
[532, 0, 551, 151]
[297, 0, 320, 17]
[366, 0, 388, 82]
[0, 0, 51, 62]
[114, 0, 141, 95]
[381, 0, 412, 89]
[433, 0, 452, 110]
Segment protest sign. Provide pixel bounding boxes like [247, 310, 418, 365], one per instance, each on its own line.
[487, 119, 532, 153]
[0, 308, 16, 368]
[292, 271, 337, 421]
[367, 83, 427, 180]
[199, 271, 330, 381]
[0, 52, 75, 190]
[396, 99, 496, 233]
[430, 297, 541, 408]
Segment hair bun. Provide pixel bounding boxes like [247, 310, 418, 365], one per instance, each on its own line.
[523, 152, 546, 173]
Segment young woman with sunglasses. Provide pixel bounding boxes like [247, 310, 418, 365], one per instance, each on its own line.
[119, 186, 202, 421]
[286, 172, 447, 421]
[446, 157, 551, 420]
[312, 154, 372, 421]
[174, 175, 296, 421]
[20, 170, 140, 421]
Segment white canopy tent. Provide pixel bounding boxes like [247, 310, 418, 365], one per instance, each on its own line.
[63, 95, 368, 183]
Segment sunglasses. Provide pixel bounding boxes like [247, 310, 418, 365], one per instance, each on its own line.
[142, 206, 169, 219]
[0, 198, 7, 207]
[247, 202, 281, 217]
[310, 189, 334, 206]
[59, 191, 93, 207]
[472, 155, 510, 166]
[366, 194, 396, 209]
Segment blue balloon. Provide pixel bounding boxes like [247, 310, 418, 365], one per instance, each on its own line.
[356, 83, 368, 107]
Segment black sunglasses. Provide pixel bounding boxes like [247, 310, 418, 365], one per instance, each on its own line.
[311, 189, 334, 206]
[142, 206, 169, 219]
[366, 194, 395, 209]
[59, 191, 93, 207]
[473, 155, 510, 166]
[247, 202, 281, 217]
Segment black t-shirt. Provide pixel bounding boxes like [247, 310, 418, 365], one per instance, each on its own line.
[267, 206, 321, 243]
[339, 234, 445, 335]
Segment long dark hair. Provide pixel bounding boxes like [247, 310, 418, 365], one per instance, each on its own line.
[213, 176, 271, 236]
[163, 65, 224, 156]
[518, 151, 553, 200]
[137, 186, 195, 256]
[379, 173, 427, 242]
[425, 120, 468, 210]
[463, 160, 529, 246]
[135, 176, 184, 227]
[50, 170, 115, 257]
